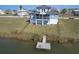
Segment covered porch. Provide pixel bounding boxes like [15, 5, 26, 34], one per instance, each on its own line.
[30, 14, 50, 25]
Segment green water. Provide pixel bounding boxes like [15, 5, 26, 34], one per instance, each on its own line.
[0, 38, 79, 54]
[0, 39, 52, 54]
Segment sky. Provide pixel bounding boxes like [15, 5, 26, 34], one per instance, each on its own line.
[0, 5, 79, 10]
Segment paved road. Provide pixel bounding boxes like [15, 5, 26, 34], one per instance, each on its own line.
[0, 16, 27, 18]
[59, 17, 79, 20]
[0, 16, 79, 20]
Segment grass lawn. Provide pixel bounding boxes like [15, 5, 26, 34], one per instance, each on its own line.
[0, 17, 26, 32]
[0, 16, 78, 38]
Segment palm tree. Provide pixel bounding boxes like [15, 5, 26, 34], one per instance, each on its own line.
[19, 5, 23, 10]
[61, 8, 67, 14]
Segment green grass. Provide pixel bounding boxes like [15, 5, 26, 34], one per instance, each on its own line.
[0, 17, 26, 32]
[59, 19, 79, 38]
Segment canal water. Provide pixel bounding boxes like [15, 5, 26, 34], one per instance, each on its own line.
[1, 38, 79, 54]
[0, 38, 51, 54]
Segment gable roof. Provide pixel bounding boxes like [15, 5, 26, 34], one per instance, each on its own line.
[36, 5, 51, 9]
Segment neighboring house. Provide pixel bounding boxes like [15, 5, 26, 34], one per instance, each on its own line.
[65, 9, 73, 16]
[17, 6, 27, 16]
[29, 5, 59, 25]
[64, 9, 79, 16]
[72, 9, 79, 16]
[11, 10, 18, 16]
[0, 9, 5, 14]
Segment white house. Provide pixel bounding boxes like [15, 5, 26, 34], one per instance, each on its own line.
[29, 5, 59, 25]
[17, 6, 27, 16]
[0, 9, 5, 14]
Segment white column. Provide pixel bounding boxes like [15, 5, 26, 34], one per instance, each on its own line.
[30, 15, 33, 24]
[42, 14, 44, 26]
[36, 19, 37, 25]
[35, 14, 37, 25]
[30, 15, 31, 24]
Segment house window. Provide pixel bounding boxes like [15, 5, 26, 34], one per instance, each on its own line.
[37, 20, 42, 24]
[44, 21, 48, 25]
[43, 14, 49, 19]
[35, 14, 49, 19]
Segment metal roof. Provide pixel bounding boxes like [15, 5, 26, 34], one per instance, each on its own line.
[36, 5, 51, 9]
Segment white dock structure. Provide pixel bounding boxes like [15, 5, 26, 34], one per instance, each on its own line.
[36, 35, 51, 50]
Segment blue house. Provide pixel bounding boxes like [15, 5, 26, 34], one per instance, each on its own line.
[29, 5, 59, 25]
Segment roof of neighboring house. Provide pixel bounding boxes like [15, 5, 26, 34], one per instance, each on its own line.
[36, 5, 51, 9]
[73, 10, 79, 11]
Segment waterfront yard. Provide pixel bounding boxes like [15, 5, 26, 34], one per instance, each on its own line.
[0, 17, 79, 41]
[0, 16, 79, 53]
